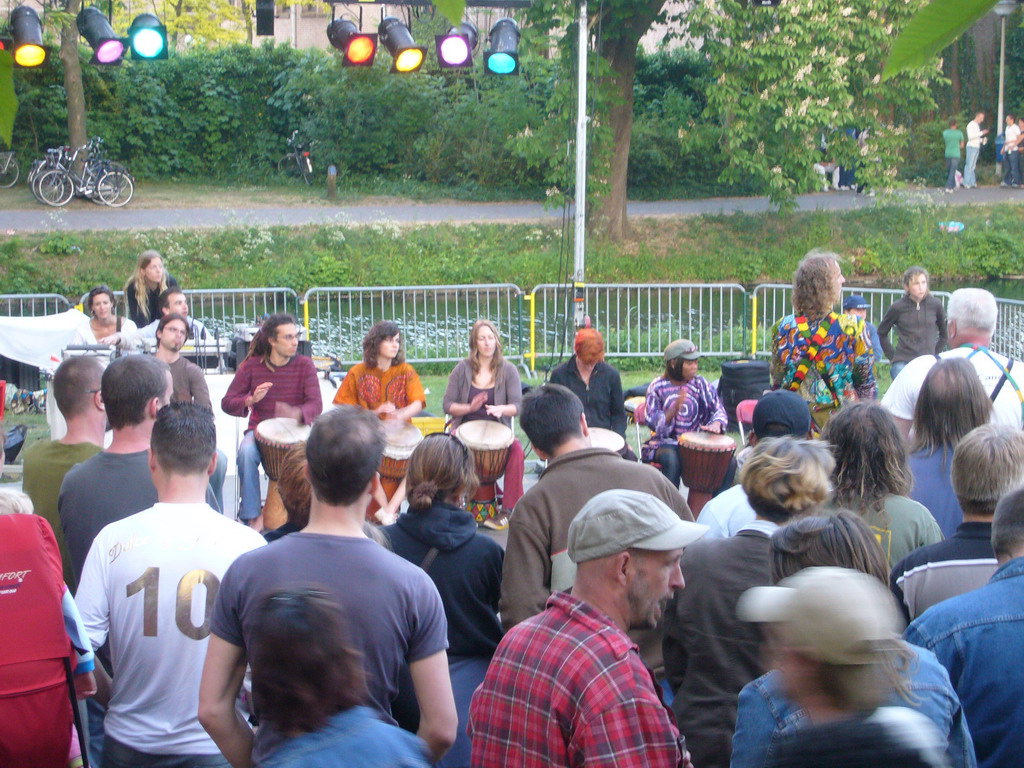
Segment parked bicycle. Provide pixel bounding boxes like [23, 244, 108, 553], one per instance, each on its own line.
[0, 151, 19, 188]
[278, 130, 313, 184]
[31, 137, 134, 207]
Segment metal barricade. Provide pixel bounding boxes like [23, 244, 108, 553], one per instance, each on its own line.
[0, 293, 72, 316]
[994, 298, 1024, 361]
[180, 288, 300, 340]
[750, 284, 952, 359]
[527, 283, 748, 372]
[302, 285, 525, 364]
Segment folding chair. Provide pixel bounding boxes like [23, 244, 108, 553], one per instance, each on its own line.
[736, 399, 759, 444]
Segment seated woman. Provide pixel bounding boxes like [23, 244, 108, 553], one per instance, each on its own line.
[123, 250, 177, 328]
[384, 433, 504, 768]
[822, 402, 943, 566]
[730, 513, 974, 768]
[71, 285, 141, 351]
[641, 338, 727, 488]
[334, 321, 425, 520]
[549, 327, 634, 460]
[443, 319, 523, 528]
[909, 358, 992, 538]
[251, 588, 429, 768]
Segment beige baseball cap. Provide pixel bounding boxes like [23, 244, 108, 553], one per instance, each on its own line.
[567, 489, 708, 564]
[737, 567, 903, 665]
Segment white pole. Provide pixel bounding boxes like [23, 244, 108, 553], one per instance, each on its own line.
[573, 0, 588, 328]
[998, 14, 1007, 175]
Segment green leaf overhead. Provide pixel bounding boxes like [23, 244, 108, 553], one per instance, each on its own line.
[434, 0, 468, 26]
[883, 0, 999, 80]
[0, 50, 17, 148]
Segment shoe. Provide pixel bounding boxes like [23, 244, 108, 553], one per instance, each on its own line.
[1001, 182, 1010, 187]
[482, 513, 510, 531]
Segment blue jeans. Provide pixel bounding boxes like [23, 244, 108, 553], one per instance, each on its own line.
[236, 431, 262, 521]
[103, 736, 230, 768]
[210, 449, 228, 513]
[889, 361, 907, 381]
[437, 657, 492, 768]
[964, 145, 980, 187]
[1009, 152, 1022, 186]
[87, 697, 106, 767]
[946, 157, 959, 189]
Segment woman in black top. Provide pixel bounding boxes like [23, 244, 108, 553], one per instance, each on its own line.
[384, 434, 503, 768]
[123, 250, 178, 327]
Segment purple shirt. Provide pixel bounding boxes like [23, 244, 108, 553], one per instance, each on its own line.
[643, 375, 727, 457]
[221, 354, 322, 432]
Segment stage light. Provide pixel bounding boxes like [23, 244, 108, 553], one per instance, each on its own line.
[256, 0, 275, 37]
[379, 16, 425, 73]
[436, 22, 478, 69]
[10, 6, 46, 68]
[484, 18, 519, 75]
[128, 13, 167, 59]
[77, 7, 124, 64]
[327, 19, 377, 67]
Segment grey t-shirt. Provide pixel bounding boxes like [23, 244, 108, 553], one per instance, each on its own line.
[210, 533, 449, 764]
[59, 450, 221, 585]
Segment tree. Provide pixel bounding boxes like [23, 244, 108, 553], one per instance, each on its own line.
[885, 0, 1004, 79]
[690, 0, 944, 209]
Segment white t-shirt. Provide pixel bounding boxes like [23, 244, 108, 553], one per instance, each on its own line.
[881, 346, 1024, 430]
[696, 484, 756, 539]
[966, 120, 984, 149]
[76, 502, 266, 755]
[1005, 123, 1021, 150]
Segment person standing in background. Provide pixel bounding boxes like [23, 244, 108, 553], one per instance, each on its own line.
[876, 267, 948, 381]
[963, 112, 988, 189]
[942, 119, 964, 193]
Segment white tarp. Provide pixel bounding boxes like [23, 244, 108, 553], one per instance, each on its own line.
[0, 309, 88, 372]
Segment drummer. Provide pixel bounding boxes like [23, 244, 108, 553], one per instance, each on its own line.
[548, 327, 634, 460]
[333, 321, 426, 516]
[443, 319, 524, 528]
[221, 313, 323, 529]
[641, 338, 728, 489]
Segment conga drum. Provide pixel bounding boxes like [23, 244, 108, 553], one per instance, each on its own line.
[378, 420, 424, 498]
[456, 421, 514, 524]
[589, 427, 625, 454]
[677, 431, 736, 516]
[255, 417, 311, 530]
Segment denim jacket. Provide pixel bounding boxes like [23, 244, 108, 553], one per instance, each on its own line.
[730, 645, 975, 768]
[905, 556, 1024, 768]
[260, 706, 429, 768]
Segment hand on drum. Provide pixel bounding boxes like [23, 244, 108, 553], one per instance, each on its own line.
[274, 402, 302, 421]
[375, 402, 397, 417]
[699, 422, 724, 434]
[484, 404, 508, 419]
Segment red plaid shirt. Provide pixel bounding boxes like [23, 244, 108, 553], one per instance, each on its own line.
[468, 591, 683, 768]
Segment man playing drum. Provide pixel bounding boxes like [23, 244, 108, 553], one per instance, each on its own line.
[222, 314, 322, 530]
[641, 339, 728, 490]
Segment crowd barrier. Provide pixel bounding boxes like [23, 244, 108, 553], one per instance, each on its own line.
[5, 284, 1024, 371]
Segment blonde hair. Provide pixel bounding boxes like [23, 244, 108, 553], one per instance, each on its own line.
[0, 489, 34, 515]
[740, 437, 834, 524]
[124, 250, 168, 322]
[468, 319, 505, 384]
[952, 424, 1024, 518]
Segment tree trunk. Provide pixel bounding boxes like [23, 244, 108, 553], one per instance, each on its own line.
[950, 42, 961, 115]
[590, 38, 638, 241]
[60, 0, 87, 160]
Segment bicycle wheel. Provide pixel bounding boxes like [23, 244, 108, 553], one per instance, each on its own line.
[277, 155, 295, 175]
[300, 156, 313, 185]
[0, 157, 19, 188]
[97, 170, 134, 207]
[35, 169, 73, 207]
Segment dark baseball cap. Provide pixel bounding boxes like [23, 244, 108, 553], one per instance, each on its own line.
[752, 391, 812, 439]
[842, 295, 870, 311]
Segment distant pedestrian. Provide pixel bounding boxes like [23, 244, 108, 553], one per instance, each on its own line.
[964, 112, 988, 189]
[842, 295, 882, 362]
[1001, 115, 1021, 187]
[942, 119, 964, 192]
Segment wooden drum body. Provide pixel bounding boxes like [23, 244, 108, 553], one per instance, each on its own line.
[255, 417, 311, 530]
[678, 431, 736, 516]
[457, 421, 513, 522]
[379, 421, 424, 485]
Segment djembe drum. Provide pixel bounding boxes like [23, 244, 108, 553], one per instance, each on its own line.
[456, 420, 514, 524]
[377, 420, 424, 504]
[255, 417, 311, 530]
[678, 431, 736, 516]
[589, 427, 626, 454]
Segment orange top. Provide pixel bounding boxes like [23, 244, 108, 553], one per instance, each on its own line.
[333, 362, 426, 412]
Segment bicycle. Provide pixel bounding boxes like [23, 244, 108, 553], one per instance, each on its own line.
[31, 138, 135, 207]
[278, 130, 313, 185]
[0, 151, 19, 188]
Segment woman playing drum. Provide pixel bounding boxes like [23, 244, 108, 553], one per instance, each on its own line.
[443, 319, 524, 529]
[642, 338, 728, 489]
[334, 321, 425, 520]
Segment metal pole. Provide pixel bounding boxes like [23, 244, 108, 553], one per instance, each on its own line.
[998, 14, 1007, 175]
[573, 0, 588, 328]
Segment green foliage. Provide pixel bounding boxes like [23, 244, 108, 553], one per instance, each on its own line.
[0, 51, 16, 148]
[884, 0, 997, 80]
[690, 0, 946, 209]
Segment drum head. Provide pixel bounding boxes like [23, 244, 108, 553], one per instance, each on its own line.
[383, 421, 424, 460]
[624, 396, 644, 414]
[678, 431, 736, 451]
[256, 417, 311, 445]
[589, 427, 625, 453]
[457, 420, 514, 451]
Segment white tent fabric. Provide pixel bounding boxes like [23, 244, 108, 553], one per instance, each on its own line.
[0, 309, 88, 372]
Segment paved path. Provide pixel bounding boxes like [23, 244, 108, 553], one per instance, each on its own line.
[5, 186, 1022, 232]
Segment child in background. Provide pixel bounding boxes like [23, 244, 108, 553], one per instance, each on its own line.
[876, 267, 948, 381]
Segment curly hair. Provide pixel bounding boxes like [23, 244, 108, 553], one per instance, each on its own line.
[362, 320, 404, 367]
[86, 285, 116, 316]
[574, 328, 605, 366]
[468, 319, 506, 383]
[406, 433, 478, 510]
[739, 436, 834, 524]
[792, 250, 842, 319]
[822, 402, 912, 513]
